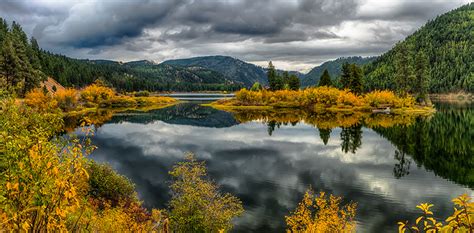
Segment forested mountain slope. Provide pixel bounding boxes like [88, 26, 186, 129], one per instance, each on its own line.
[302, 56, 376, 87]
[162, 55, 269, 87]
[364, 3, 474, 93]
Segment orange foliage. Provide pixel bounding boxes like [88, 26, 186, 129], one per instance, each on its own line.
[24, 88, 57, 111]
[363, 90, 415, 108]
[54, 88, 79, 111]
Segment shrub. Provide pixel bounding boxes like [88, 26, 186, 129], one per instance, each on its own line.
[286, 188, 357, 232]
[398, 194, 473, 232]
[24, 88, 57, 111]
[168, 153, 244, 232]
[88, 162, 137, 206]
[80, 84, 115, 105]
[54, 88, 79, 111]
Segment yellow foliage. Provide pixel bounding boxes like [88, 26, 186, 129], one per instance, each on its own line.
[24, 88, 57, 111]
[286, 188, 357, 233]
[80, 83, 115, 105]
[363, 90, 415, 108]
[398, 194, 474, 233]
[54, 88, 79, 111]
[221, 87, 421, 113]
[168, 153, 244, 232]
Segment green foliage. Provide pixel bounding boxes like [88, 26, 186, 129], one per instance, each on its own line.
[364, 3, 474, 93]
[414, 50, 430, 102]
[318, 69, 332, 87]
[87, 162, 137, 206]
[288, 74, 300, 90]
[340, 63, 363, 94]
[168, 153, 244, 232]
[250, 82, 263, 91]
[0, 20, 44, 97]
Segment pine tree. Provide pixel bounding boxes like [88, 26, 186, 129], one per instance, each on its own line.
[414, 50, 430, 103]
[318, 69, 332, 87]
[349, 64, 363, 95]
[394, 43, 415, 96]
[340, 62, 351, 89]
[288, 74, 300, 90]
[267, 61, 277, 90]
[0, 34, 20, 89]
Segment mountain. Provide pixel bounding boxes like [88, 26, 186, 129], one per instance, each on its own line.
[364, 3, 474, 93]
[301, 56, 376, 87]
[162, 55, 269, 87]
[38, 52, 242, 92]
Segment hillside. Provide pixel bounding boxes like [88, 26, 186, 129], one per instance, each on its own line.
[364, 3, 474, 93]
[38, 53, 242, 92]
[162, 55, 270, 87]
[302, 56, 376, 87]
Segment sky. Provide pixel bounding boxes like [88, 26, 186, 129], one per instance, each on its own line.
[1, 0, 471, 72]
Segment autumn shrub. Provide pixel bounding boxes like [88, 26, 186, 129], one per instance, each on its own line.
[398, 194, 474, 232]
[54, 88, 79, 111]
[168, 153, 244, 232]
[337, 90, 363, 107]
[286, 188, 357, 233]
[87, 162, 137, 207]
[80, 83, 115, 105]
[302, 86, 341, 107]
[363, 90, 415, 108]
[0, 99, 89, 231]
[24, 88, 57, 111]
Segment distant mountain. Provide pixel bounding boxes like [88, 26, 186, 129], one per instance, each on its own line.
[364, 3, 474, 93]
[162, 55, 270, 87]
[301, 56, 376, 87]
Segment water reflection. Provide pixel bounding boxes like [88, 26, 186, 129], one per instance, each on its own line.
[79, 102, 473, 232]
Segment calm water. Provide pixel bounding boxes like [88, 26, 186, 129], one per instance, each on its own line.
[84, 102, 473, 232]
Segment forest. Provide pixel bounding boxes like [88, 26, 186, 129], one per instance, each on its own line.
[364, 3, 473, 93]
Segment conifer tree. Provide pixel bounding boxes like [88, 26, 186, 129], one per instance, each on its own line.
[394, 43, 415, 96]
[414, 50, 430, 103]
[318, 69, 332, 87]
[340, 62, 351, 89]
[267, 61, 277, 90]
[349, 64, 363, 95]
[288, 74, 300, 90]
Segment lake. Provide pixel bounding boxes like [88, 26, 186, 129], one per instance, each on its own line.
[82, 101, 473, 232]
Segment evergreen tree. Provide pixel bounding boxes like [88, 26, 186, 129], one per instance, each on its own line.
[0, 34, 19, 90]
[267, 61, 277, 90]
[394, 43, 416, 96]
[288, 74, 300, 90]
[414, 50, 430, 103]
[340, 62, 351, 89]
[318, 69, 332, 87]
[349, 64, 363, 95]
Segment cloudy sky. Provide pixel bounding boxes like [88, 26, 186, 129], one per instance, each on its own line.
[1, 0, 471, 72]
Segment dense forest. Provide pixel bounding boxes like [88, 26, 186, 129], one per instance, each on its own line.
[364, 3, 474, 93]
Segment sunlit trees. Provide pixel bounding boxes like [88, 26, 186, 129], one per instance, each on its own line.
[318, 69, 332, 87]
[286, 188, 357, 233]
[168, 153, 244, 232]
[251, 82, 263, 91]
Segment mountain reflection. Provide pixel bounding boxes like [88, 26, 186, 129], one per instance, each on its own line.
[80, 102, 472, 232]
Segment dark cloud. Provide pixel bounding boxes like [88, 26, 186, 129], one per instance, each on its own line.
[0, 0, 470, 71]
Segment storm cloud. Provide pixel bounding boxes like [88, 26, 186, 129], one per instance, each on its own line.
[0, 0, 471, 71]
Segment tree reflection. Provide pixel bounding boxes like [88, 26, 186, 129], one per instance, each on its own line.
[318, 128, 332, 145]
[340, 124, 362, 154]
[393, 149, 411, 179]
